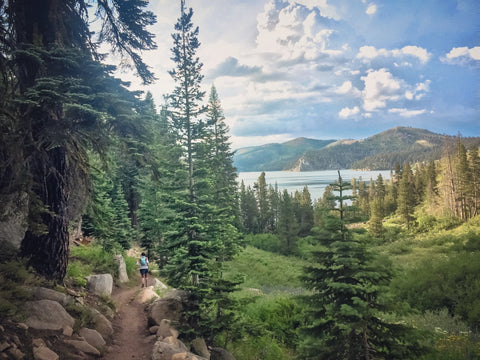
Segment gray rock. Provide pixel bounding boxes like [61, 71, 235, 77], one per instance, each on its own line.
[78, 328, 106, 351]
[33, 345, 59, 360]
[113, 255, 129, 283]
[191, 338, 210, 360]
[89, 310, 113, 340]
[151, 340, 183, 360]
[27, 286, 74, 307]
[210, 347, 236, 360]
[156, 319, 178, 339]
[86, 274, 113, 296]
[151, 278, 168, 289]
[63, 339, 101, 356]
[148, 293, 184, 326]
[24, 300, 75, 331]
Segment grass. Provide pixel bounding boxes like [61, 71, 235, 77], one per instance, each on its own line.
[223, 246, 306, 294]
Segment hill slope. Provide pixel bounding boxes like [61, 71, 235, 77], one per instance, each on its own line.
[233, 137, 335, 171]
[234, 127, 480, 172]
[289, 127, 480, 171]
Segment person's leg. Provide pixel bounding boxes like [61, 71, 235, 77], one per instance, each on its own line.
[145, 271, 148, 287]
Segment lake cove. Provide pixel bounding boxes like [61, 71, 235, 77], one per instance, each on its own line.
[237, 170, 392, 202]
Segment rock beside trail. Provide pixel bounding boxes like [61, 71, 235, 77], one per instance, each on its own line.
[24, 300, 75, 331]
[79, 328, 106, 351]
[148, 290, 186, 326]
[26, 286, 74, 307]
[210, 348, 236, 360]
[63, 339, 101, 356]
[191, 338, 210, 360]
[87, 274, 113, 296]
[89, 309, 114, 340]
[114, 255, 129, 283]
[135, 286, 160, 304]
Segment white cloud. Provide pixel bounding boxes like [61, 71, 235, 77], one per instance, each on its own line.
[256, 1, 343, 61]
[339, 106, 360, 118]
[335, 80, 361, 97]
[292, 0, 339, 19]
[441, 46, 480, 65]
[357, 45, 431, 64]
[389, 108, 427, 117]
[361, 69, 404, 111]
[366, 3, 377, 15]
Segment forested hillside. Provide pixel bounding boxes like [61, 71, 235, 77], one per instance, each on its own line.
[234, 127, 480, 171]
[0, 1, 479, 360]
[234, 137, 335, 171]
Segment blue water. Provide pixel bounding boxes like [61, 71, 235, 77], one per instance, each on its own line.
[237, 170, 391, 201]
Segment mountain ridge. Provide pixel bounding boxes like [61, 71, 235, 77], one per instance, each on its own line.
[233, 127, 480, 172]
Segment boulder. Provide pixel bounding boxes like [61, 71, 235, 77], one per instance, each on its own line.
[86, 274, 113, 296]
[148, 291, 185, 326]
[24, 300, 75, 331]
[210, 348, 236, 360]
[114, 255, 129, 283]
[78, 328, 106, 351]
[151, 278, 168, 290]
[90, 310, 113, 340]
[63, 339, 101, 356]
[135, 287, 160, 304]
[191, 338, 210, 360]
[33, 345, 59, 360]
[27, 286, 74, 307]
[151, 340, 183, 360]
[156, 319, 179, 340]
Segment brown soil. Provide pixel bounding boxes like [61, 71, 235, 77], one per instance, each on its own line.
[101, 284, 156, 360]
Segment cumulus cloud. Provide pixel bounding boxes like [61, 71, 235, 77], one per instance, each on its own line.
[366, 3, 377, 15]
[357, 45, 431, 64]
[441, 46, 480, 65]
[335, 80, 361, 97]
[339, 106, 360, 118]
[388, 108, 427, 117]
[360, 69, 430, 112]
[256, 0, 343, 61]
[361, 69, 404, 111]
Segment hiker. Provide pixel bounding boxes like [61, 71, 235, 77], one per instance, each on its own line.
[137, 252, 149, 287]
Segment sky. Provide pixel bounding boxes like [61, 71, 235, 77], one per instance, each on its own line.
[119, 0, 480, 149]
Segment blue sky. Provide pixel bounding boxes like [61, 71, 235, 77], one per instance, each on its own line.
[130, 0, 479, 149]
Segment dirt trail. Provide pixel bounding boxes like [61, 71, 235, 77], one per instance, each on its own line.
[102, 284, 155, 360]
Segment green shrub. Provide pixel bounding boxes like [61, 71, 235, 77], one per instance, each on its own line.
[69, 245, 118, 277]
[391, 252, 480, 327]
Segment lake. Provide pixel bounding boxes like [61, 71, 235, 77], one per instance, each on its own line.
[237, 170, 391, 201]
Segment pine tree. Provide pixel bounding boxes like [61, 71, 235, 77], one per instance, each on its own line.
[277, 190, 299, 255]
[1, 0, 156, 280]
[397, 163, 416, 228]
[300, 172, 424, 359]
[254, 172, 270, 232]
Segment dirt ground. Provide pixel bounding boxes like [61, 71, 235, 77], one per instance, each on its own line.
[101, 283, 156, 360]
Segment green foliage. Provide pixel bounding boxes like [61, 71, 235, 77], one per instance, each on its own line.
[67, 245, 118, 281]
[0, 256, 36, 318]
[391, 251, 480, 327]
[247, 233, 284, 254]
[223, 246, 305, 293]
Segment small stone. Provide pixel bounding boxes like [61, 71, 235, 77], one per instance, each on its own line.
[0, 342, 10, 352]
[63, 326, 73, 337]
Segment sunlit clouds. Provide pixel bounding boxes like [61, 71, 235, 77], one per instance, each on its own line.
[125, 0, 479, 149]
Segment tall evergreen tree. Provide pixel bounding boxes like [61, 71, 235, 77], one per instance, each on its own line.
[397, 163, 416, 228]
[0, 0, 156, 280]
[300, 172, 424, 359]
[277, 190, 299, 255]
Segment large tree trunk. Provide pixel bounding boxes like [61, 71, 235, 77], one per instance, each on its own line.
[21, 146, 69, 281]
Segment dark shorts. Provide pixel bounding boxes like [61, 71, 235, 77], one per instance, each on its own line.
[140, 268, 148, 275]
